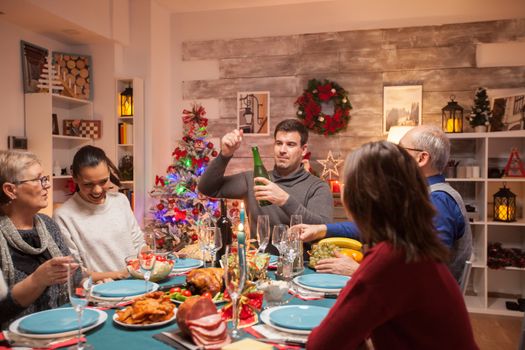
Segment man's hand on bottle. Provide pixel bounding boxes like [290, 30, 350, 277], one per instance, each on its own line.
[221, 129, 243, 157]
[254, 177, 290, 206]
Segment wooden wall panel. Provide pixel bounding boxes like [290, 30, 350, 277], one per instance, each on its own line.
[181, 19, 525, 173]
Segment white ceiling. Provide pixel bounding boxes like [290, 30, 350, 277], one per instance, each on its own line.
[155, 0, 334, 13]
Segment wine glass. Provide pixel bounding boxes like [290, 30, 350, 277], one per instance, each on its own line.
[138, 232, 156, 293]
[290, 214, 302, 231]
[289, 215, 304, 275]
[256, 215, 270, 253]
[204, 227, 222, 267]
[224, 245, 247, 339]
[198, 226, 208, 267]
[67, 261, 93, 350]
[283, 229, 301, 280]
[271, 224, 289, 255]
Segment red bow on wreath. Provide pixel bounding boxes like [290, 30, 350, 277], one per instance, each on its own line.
[155, 175, 165, 186]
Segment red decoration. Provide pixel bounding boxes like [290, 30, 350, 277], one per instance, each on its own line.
[207, 142, 214, 149]
[213, 210, 221, 218]
[192, 208, 199, 216]
[191, 234, 198, 241]
[157, 203, 165, 211]
[503, 148, 525, 177]
[221, 287, 263, 328]
[295, 79, 352, 135]
[211, 150, 218, 157]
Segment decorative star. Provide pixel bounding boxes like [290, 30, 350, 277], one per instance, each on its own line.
[317, 151, 344, 180]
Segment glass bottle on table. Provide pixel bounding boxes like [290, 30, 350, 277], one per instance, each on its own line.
[252, 146, 271, 207]
[216, 199, 233, 264]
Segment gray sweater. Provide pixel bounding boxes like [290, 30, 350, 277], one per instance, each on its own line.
[198, 153, 334, 250]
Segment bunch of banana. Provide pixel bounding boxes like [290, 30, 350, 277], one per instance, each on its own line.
[318, 237, 362, 251]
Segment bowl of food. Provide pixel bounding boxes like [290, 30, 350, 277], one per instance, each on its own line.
[125, 255, 174, 282]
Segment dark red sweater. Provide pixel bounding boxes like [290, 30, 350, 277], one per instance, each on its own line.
[307, 241, 478, 350]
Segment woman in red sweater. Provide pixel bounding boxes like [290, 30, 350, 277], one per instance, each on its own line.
[307, 141, 478, 350]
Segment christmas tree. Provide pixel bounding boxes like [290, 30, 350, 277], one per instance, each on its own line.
[148, 104, 220, 251]
[468, 87, 491, 127]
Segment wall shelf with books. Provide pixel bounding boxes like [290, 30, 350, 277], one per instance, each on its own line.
[115, 78, 144, 225]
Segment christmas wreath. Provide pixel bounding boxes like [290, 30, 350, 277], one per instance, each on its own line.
[295, 79, 352, 135]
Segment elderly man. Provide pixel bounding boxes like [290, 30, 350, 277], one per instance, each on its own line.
[198, 119, 333, 254]
[300, 125, 472, 283]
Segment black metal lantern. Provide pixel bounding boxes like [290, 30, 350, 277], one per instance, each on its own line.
[442, 95, 463, 133]
[120, 85, 133, 116]
[493, 184, 516, 222]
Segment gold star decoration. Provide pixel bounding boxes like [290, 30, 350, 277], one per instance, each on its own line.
[317, 150, 344, 180]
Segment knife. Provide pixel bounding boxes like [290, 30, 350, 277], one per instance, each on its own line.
[257, 338, 306, 347]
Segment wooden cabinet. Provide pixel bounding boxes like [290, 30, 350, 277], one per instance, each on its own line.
[25, 93, 93, 216]
[448, 130, 525, 316]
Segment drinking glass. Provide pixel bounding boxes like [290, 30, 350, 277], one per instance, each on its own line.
[67, 261, 93, 350]
[271, 224, 289, 255]
[204, 227, 222, 267]
[256, 215, 270, 253]
[283, 229, 301, 280]
[289, 215, 304, 276]
[224, 245, 247, 339]
[138, 232, 156, 293]
[290, 214, 302, 231]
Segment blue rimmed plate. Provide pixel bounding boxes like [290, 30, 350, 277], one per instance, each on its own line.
[91, 280, 158, 298]
[172, 258, 203, 271]
[269, 305, 330, 331]
[18, 308, 99, 334]
[294, 273, 350, 292]
[9, 308, 107, 339]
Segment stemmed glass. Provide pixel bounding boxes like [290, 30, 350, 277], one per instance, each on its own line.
[67, 261, 93, 350]
[289, 215, 304, 275]
[204, 227, 222, 267]
[283, 229, 301, 280]
[224, 245, 247, 339]
[256, 215, 270, 253]
[272, 224, 293, 279]
[198, 226, 208, 267]
[138, 232, 156, 293]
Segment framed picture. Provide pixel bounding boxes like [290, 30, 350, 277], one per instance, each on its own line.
[237, 91, 270, 135]
[20, 41, 48, 93]
[489, 88, 525, 132]
[52, 114, 59, 135]
[63, 119, 102, 139]
[383, 85, 422, 134]
[52, 52, 92, 100]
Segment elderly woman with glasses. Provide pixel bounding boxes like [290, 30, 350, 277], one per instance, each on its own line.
[0, 150, 75, 327]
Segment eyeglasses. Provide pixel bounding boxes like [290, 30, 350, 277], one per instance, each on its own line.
[15, 175, 51, 188]
[403, 147, 425, 153]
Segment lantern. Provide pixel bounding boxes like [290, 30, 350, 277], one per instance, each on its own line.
[493, 184, 516, 222]
[442, 95, 463, 133]
[120, 85, 133, 116]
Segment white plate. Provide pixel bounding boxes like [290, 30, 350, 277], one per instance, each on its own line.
[260, 307, 311, 335]
[112, 309, 177, 328]
[9, 309, 107, 339]
[292, 276, 344, 293]
[85, 280, 159, 301]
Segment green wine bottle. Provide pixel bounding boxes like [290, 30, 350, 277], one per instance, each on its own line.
[252, 146, 271, 207]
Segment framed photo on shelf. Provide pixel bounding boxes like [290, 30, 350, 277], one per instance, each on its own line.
[237, 91, 270, 135]
[52, 51, 92, 100]
[383, 85, 422, 134]
[489, 88, 525, 132]
[20, 41, 48, 93]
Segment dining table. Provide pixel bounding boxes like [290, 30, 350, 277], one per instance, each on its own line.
[6, 264, 339, 350]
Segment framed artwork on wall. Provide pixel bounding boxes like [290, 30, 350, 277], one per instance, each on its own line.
[383, 85, 422, 134]
[20, 41, 48, 93]
[237, 91, 270, 135]
[489, 88, 525, 132]
[52, 52, 92, 100]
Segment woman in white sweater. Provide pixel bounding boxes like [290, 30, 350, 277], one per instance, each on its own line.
[54, 146, 144, 281]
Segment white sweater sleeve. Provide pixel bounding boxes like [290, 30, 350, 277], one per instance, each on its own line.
[53, 212, 86, 268]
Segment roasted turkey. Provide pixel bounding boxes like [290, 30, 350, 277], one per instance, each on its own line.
[185, 267, 224, 296]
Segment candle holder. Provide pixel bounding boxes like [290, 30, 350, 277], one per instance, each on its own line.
[493, 184, 516, 222]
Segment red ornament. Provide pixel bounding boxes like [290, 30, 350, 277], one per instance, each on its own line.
[203, 156, 210, 162]
[156, 203, 165, 211]
[192, 207, 199, 216]
[211, 151, 218, 157]
[207, 142, 214, 149]
[214, 210, 221, 218]
[157, 238, 165, 247]
[191, 234, 198, 241]
[232, 201, 239, 207]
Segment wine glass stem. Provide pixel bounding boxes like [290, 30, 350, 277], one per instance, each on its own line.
[202, 250, 206, 268]
[76, 308, 83, 350]
[232, 296, 240, 338]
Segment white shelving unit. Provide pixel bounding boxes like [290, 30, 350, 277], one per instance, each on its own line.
[447, 130, 525, 317]
[25, 93, 94, 216]
[115, 78, 145, 226]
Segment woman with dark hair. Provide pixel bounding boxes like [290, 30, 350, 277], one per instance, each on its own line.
[307, 141, 478, 350]
[54, 145, 144, 282]
[0, 150, 75, 327]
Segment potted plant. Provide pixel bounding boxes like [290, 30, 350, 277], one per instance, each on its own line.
[468, 87, 492, 132]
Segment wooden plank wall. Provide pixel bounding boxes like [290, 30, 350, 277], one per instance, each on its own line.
[182, 19, 525, 175]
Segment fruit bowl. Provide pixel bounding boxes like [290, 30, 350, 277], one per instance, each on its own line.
[125, 255, 174, 282]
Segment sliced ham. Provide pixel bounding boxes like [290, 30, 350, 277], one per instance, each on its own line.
[176, 296, 218, 337]
[187, 313, 222, 329]
[191, 331, 231, 349]
[189, 321, 227, 340]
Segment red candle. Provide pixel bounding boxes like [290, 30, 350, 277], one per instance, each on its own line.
[330, 180, 341, 193]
